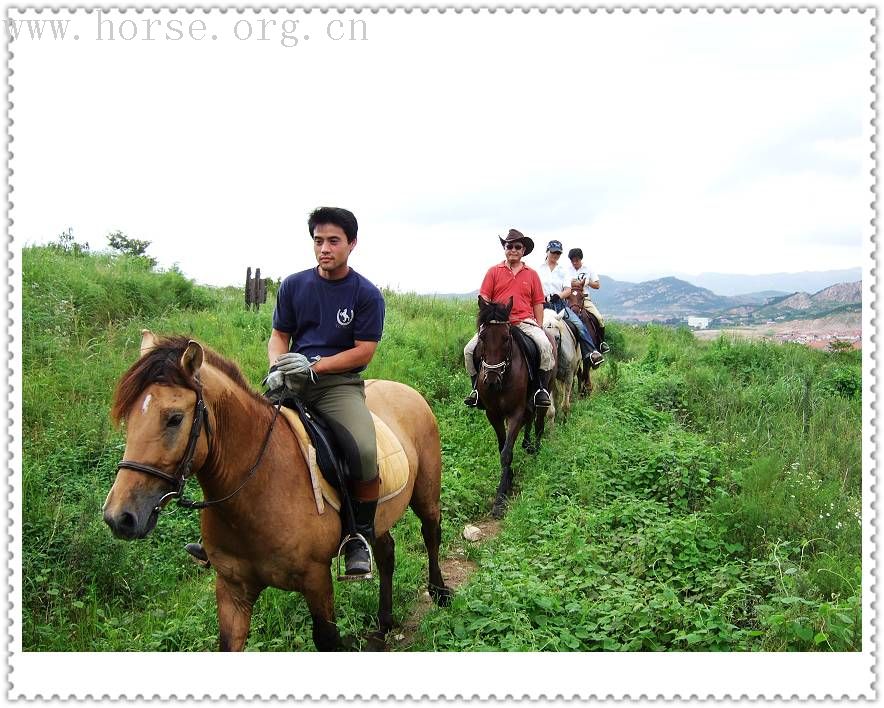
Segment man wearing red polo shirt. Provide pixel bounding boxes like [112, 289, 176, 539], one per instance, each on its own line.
[463, 229, 554, 408]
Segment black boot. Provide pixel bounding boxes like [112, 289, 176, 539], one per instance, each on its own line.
[184, 542, 210, 568]
[599, 326, 610, 354]
[533, 370, 553, 408]
[343, 498, 377, 578]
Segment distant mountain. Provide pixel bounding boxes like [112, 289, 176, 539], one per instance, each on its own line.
[676, 268, 862, 297]
[596, 277, 862, 324]
[598, 277, 732, 318]
[725, 290, 789, 305]
[748, 281, 862, 321]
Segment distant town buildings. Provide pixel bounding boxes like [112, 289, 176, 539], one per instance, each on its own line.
[687, 316, 711, 329]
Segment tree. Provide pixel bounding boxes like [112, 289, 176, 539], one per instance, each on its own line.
[51, 227, 89, 255]
[828, 339, 855, 354]
[107, 230, 157, 267]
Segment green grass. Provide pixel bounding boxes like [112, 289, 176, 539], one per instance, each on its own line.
[21, 245, 863, 651]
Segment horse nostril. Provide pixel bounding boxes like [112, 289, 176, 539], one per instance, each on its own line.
[118, 511, 137, 533]
[105, 509, 138, 537]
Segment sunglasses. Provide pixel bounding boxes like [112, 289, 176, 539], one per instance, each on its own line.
[504, 242, 525, 251]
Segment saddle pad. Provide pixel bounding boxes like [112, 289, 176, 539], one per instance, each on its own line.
[278, 406, 410, 514]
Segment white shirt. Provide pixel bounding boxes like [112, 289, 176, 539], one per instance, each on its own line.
[538, 262, 569, 299]
[564, 261, 599, 287]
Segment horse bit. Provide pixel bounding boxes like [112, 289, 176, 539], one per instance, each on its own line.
[116, 388, 281, 513]
[479, 320, 512, 382]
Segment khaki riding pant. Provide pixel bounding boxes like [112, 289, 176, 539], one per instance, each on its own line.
[296, 373, 377, 483]
[463, 319, 555, 377]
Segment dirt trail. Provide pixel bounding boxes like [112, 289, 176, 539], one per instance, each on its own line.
[392, 518, 501, 650]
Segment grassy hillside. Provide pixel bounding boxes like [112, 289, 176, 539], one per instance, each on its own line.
[21, 245, 863, 651]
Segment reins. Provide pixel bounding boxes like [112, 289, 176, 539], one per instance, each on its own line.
[117, 391, 282, 513]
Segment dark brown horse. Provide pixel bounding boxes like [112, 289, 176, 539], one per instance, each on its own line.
[568, 297, 604, 396]
[474, 298, 557, 518]
[103, 331, 451, 651]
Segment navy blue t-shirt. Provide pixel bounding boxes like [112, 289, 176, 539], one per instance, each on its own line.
[272, 267, 385, 373]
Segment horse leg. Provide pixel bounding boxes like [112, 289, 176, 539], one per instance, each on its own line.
[411, 503, 452, 608]
[407, 442, 452, 607]
[302, 564, 342, 651]
[534, 401, 547, 452]
[493, 409, 523, 517]
[363, 531, 396, 651]
[522, 414, 533, 452]
[579, 364, 590, 397]
[418, 513, 452, 607]
[215, 576, 262, 652]
[486, 410, 506, 452]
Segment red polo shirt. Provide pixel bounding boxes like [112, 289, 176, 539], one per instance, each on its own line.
[479, 262, 544, 324]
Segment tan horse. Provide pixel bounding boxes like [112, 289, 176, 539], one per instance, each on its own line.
[543, 308, 580, 421]
[103, 331, 451, 651]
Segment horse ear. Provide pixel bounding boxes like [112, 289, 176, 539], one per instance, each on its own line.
[180, 340, 204, 378]
[505, 296, 514, 313]
[477, 295, 486, 310]
[140, 329, 159, 356]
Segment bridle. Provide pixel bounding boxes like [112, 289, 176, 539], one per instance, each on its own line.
[116, 388, 281, 513]
[479, 320, 513, 382]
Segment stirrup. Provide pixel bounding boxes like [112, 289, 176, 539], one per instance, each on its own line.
[336, 533, 375, 582]
[533, 388, 552, 408]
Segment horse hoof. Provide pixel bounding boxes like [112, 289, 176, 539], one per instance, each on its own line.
[525, 444, 537, 455]
[491, 500, 507, 519]
[338, 634, 358, 651]
[429, 584, 453, 608]
[363, 631, 389, 652]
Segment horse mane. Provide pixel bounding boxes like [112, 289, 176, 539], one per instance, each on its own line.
[111, 335, 263, 425]
[477, 299, 511, 329]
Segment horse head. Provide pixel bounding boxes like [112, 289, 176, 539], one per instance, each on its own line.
[103, 330, 213, 540]
[477, 296, 513, 390]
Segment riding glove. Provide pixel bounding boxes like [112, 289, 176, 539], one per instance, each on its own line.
[265, 352, 319, 394]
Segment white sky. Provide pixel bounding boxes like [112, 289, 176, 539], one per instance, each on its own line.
[11, 8, 872, 293]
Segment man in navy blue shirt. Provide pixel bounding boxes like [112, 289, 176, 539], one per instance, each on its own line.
[270, 206, 386, 578]
[187, 207, 386, 578]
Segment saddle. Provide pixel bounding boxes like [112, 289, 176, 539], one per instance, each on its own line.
[511, 327, 541, 387]
[277, 400, 410, 515]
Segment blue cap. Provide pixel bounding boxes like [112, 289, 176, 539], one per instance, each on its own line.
[546, 240, 563, 253]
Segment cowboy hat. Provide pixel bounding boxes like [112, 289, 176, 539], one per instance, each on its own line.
[498, 228, 535, 256]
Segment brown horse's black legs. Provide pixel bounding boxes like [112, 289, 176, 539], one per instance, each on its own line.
[492, 406, 525, 518]
[216, 577, 261, 651]
[372, 532, 396, 636]
[303, 565, 342, 651]
[419, 515, 452, 607]
[311, 615, 342, 652]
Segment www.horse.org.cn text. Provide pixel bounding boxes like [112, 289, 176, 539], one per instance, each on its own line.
[6, 12, 369, 48]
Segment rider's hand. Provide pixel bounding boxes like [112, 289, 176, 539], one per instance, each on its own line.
[275, 352, 318, 391]
[263, 353, 318, 396]
[263, 365, 286, 393]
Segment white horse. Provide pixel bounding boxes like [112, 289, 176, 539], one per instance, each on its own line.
[543, 308, 581, 422]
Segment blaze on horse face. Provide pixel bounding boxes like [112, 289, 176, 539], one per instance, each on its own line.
[103, 334, 210, 540]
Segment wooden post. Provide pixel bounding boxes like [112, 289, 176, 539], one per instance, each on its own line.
[245, 267, 269, 310]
